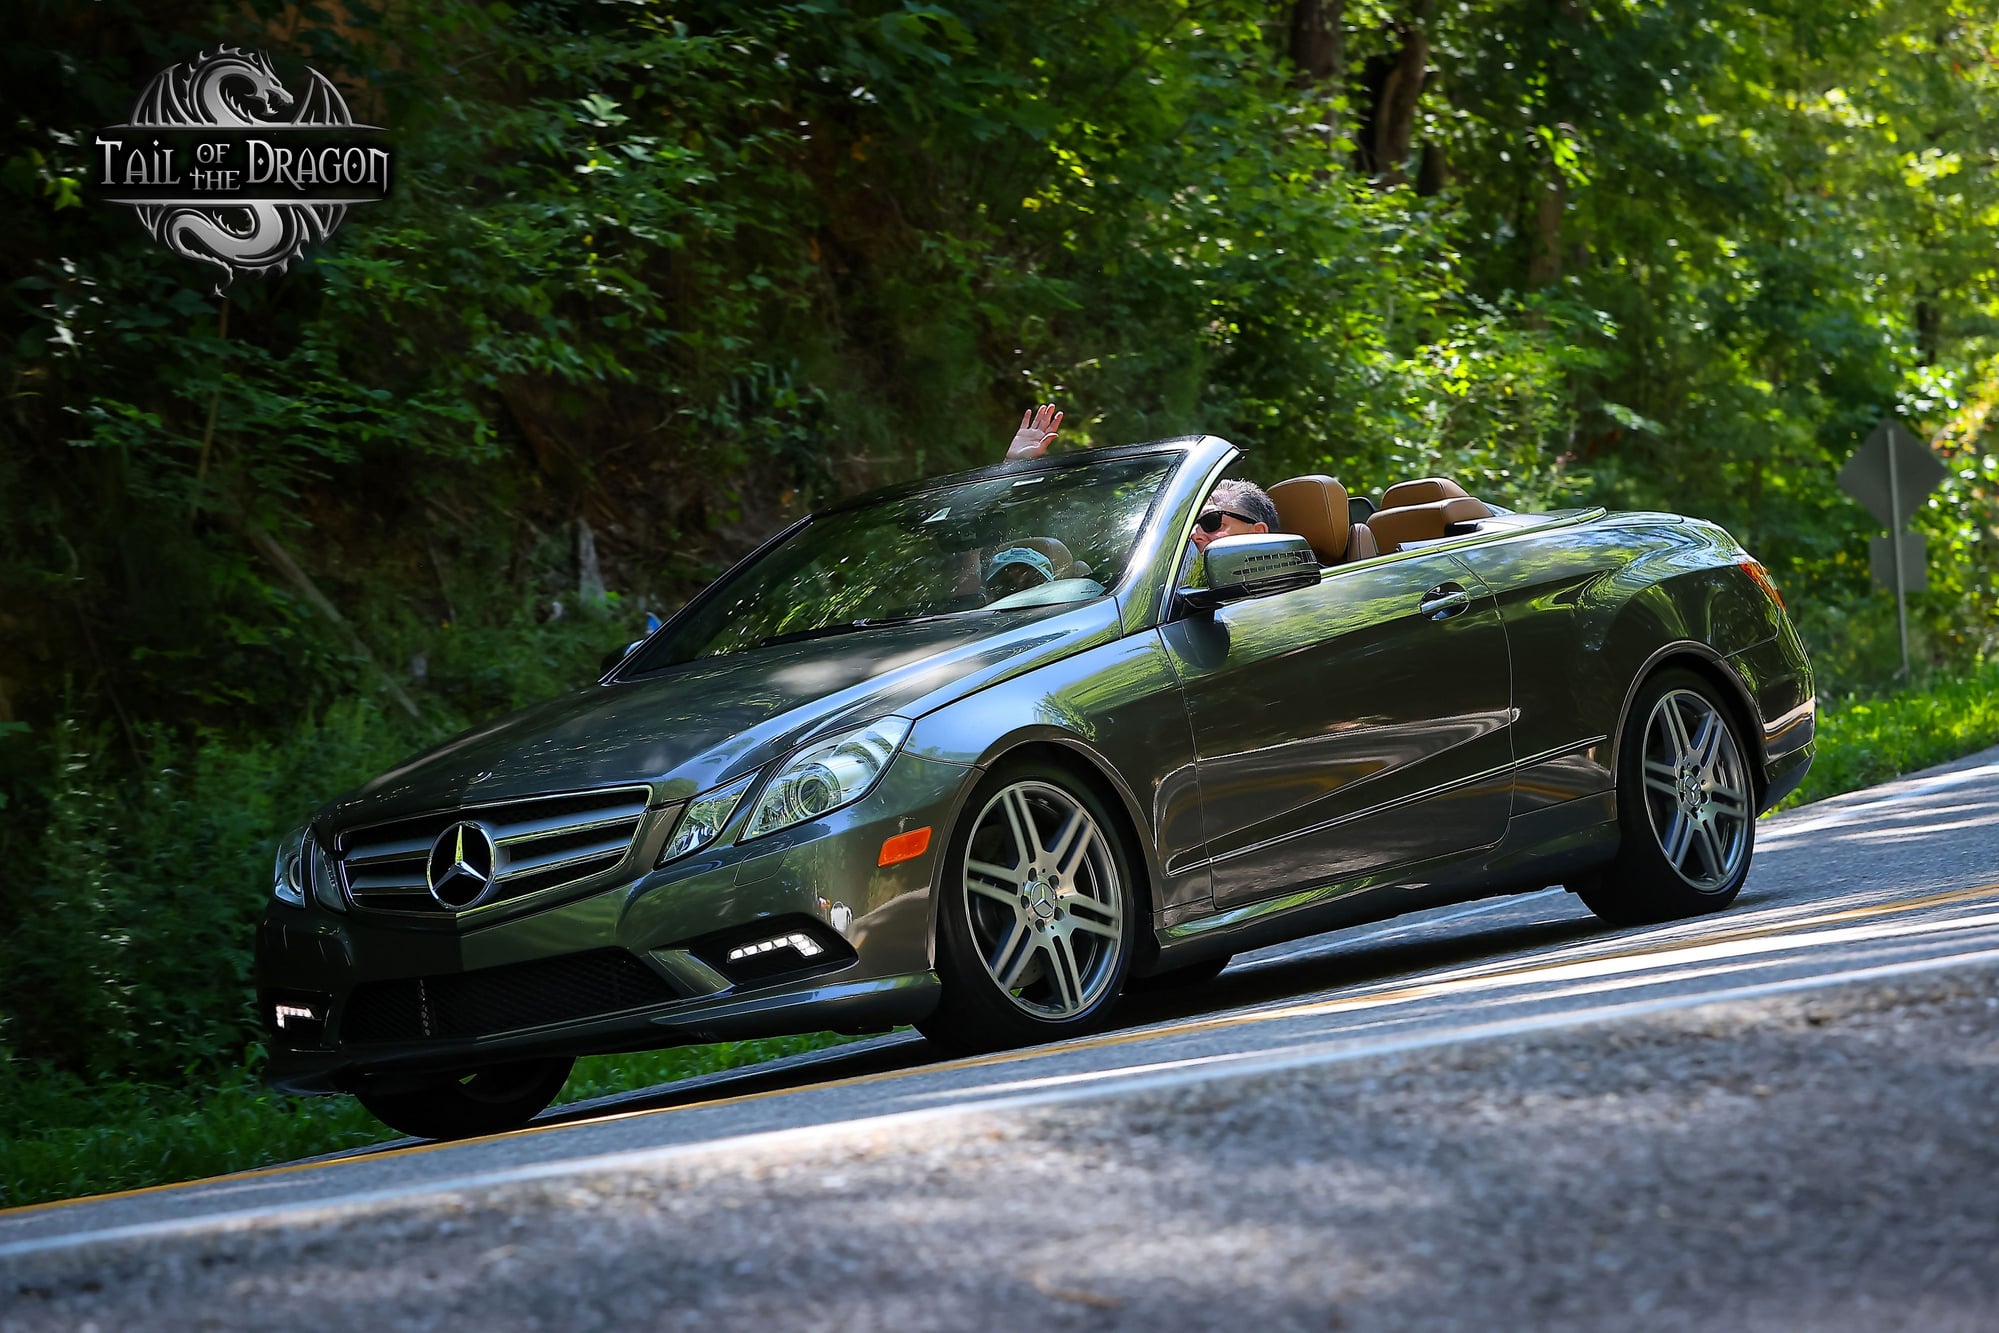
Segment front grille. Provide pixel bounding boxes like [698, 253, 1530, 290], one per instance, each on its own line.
[333, 786, 652, 915]
[340, 949, 682, 1045]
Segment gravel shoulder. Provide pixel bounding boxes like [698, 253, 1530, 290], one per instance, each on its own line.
[8, 965, 1998, 1332]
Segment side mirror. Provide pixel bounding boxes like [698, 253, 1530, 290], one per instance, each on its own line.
[1177, 533, 1320, 611]
[600, 640, 643, 675]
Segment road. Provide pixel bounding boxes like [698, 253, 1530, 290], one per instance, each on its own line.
[4, 747, 1999, 1328]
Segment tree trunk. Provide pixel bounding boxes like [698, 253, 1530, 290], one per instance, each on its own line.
[1416, 138, 1447, 196]
[1288, 0, 1346, 153]
[1527, 174, 1564, 286]
[1289, 0, 1345, 84]
[1915, 296, 1940, 366]
[1370, 22, 1429, 186]
[1351, 1, 1433, 186]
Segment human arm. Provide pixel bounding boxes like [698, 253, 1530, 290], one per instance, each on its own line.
[1003, 403, 1063, 462]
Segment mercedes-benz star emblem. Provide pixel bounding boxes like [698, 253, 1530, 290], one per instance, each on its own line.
[426, 821, 498, 910]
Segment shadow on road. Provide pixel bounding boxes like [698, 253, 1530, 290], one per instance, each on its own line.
[491, 909, 1614, 1138]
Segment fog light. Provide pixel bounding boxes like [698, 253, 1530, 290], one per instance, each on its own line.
[274, 1003, 318, 1029]
[725, 932, 825, 963]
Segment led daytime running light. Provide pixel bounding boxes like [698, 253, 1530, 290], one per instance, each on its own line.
[726, 932, 825, 963]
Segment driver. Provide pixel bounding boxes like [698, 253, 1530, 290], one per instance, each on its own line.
[1002, 403, 1277, 551]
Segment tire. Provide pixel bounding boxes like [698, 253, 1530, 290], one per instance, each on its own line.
[1573, 669, 1757, 925]
[1126, 954, 1232, 992]
[356, 1056, 574, 1140]
[917, 760, 1138, 1055]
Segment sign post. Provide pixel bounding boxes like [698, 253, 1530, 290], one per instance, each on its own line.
[1836, 418, 1947, 676]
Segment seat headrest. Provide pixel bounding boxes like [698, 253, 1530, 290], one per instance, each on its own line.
[1268, 474, 1351, 564]
[1367, 496, 1492, 554]
[1017, 536, 1076, 578]
[1379, 477, 1465, 508]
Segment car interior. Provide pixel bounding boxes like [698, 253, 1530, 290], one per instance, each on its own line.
[1266, 473, 1546, 564]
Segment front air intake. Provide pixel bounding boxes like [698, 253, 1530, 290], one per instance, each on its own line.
[341, 948, 682, 1044]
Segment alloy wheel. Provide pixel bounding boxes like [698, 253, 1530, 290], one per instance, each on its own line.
[960, 780, 1125, 1019]
[1639, 687, 1752, 891]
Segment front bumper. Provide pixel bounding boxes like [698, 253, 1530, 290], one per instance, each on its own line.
[256, 751, 970, 1094]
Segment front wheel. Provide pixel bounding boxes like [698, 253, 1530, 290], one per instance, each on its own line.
[356, 1056, 574, 1141]
[917, 762, 1137, 1055]
[1573, 669, 1756, 925]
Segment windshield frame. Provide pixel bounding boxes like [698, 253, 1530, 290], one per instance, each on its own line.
[609, 439, 1210, 681]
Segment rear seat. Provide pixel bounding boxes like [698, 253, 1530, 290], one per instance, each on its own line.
[1366, 477, 1494, 554]
[1267, 475, 1379, 565]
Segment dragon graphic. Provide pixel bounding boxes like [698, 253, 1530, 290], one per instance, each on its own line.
[126, 47, 357, 292]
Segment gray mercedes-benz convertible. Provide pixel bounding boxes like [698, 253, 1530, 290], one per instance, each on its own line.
[256, 434, 1814, 1138]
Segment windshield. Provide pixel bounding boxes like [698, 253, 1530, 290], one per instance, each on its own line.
[628, 454, 1178, 669]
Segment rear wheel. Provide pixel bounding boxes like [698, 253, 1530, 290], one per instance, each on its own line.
[1573, 669, 1756, 925]
[918, 761, 1137, 1055]
[356, 1056, 574, 1141]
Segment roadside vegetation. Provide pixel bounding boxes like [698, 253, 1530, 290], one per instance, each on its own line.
[1778, 662, 1999, 811]
[3, 0, 1997, 1206]
[0, 1035, 861, 1209]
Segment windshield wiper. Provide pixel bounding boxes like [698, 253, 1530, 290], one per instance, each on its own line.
[752, 613, 966, 651]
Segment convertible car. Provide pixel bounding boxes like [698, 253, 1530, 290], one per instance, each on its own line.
[256, 434, 1814, 1138]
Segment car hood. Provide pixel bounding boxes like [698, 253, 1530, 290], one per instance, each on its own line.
[320, 599, 1119, 829]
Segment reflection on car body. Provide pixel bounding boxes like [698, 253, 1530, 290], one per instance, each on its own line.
[255, 435, 1814, 1139]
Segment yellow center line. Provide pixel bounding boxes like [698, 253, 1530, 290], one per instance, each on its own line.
[8, 878, 1996, 1222]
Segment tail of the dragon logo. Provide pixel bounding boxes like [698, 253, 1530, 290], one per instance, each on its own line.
[129, 47, 355, 292]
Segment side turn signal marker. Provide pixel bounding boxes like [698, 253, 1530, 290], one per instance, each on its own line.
[878, 826, 932, 866]
[1739, 556, 1786, 610]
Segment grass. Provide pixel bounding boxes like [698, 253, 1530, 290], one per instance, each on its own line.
[1774, 659, 1999, 811]
[9, 661, 1999, 1211]
[0, 1033, 859, 1211]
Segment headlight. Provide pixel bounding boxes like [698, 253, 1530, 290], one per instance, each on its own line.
[272, 826, 308, 907]
[742, 717, 912, 841]
[659, 773, 756, 865]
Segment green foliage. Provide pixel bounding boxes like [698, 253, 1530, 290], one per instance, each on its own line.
[1776, 661, 1999, 811]
[0, 1031, 860, 1208]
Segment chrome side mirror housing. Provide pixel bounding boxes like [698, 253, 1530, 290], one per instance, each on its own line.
[1178, 533, 1320, 611]
[601, 639, 644, 676]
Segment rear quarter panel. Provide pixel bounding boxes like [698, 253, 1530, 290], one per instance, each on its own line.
[1452, 512, 1786, 814]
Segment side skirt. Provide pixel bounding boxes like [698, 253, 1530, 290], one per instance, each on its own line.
[1141, 793, 1618, 976]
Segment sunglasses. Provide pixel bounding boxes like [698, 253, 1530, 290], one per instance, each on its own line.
[1194, 508, 1256, 534]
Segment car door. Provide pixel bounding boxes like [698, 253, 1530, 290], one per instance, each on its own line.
[1158, 549, 1514, 908]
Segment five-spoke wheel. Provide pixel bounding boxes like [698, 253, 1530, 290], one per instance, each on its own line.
[920, 762, 1135, 1053]
[1638, 685, 1753, 891]
[1574, 669, 1758, 924]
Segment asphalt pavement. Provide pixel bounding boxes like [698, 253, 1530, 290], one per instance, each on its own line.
[5, 745, 1999, 1328]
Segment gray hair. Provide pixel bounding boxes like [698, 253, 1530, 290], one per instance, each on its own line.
[1207, 479, 1279, 530]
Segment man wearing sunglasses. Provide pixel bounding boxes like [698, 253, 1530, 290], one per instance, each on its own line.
[1003, 403, 1276, 551]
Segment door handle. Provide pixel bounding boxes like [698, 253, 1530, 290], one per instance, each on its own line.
[1419, 584, 1472, 619]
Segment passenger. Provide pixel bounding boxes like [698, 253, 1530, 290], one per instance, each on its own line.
[1002, 403, 1276, 551]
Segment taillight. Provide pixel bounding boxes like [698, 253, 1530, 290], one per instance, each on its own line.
[1739, 556, 1785, 610]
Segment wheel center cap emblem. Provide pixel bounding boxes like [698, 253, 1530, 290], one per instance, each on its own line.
[1025, 880, 1057, 920]
[427, 820, 498, 910]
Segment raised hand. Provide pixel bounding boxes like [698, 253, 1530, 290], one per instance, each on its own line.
[1004, 403, 1064, 462]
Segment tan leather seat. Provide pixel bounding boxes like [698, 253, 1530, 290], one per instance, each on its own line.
[1268, 475, 1379, 565]
[1346, 522, 1378, 561]
[1367, 476, 1494, 554]
[1268, 475, 1349, 563]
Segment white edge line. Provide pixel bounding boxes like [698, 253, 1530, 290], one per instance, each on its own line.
[7, 942, 1999, 1263]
